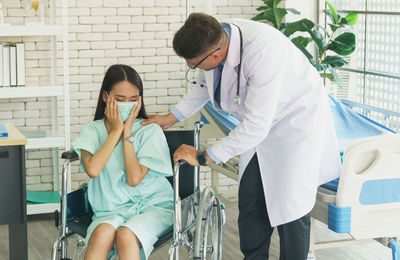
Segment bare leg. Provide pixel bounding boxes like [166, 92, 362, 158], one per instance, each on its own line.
[116, 226, 141, 260]
[84, 223, 116, 260]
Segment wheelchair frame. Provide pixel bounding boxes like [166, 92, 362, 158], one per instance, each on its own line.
[51, 122, 223, 260]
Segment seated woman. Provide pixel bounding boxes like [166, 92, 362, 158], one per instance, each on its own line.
[72, 64, 173, 260]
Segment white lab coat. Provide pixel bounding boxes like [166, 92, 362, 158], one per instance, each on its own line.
[174, 18, 341, 226]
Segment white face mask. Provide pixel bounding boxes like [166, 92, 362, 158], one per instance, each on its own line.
[106, 92, 138, 122]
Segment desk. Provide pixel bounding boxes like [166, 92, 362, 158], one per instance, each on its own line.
[0, 123, 27, 260]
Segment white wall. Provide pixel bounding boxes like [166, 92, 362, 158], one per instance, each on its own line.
[1, 0, 262, 191]
[285, 0, 319, 24]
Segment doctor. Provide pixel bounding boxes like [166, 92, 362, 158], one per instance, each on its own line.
[142, 13, 341, 260]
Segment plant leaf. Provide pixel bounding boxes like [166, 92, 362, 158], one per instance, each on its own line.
[306, 28, 327, 56]
[280, 22, 288, 31]
[325, 0, 338, 23]
[328, 32, 356, 56]
[291, 36, 313, 60]
[252, 6, 287, 29]
[322, 55, 348, 68]
[328, 23, 342, 32]
[320, 71, 340, 86]
[315, 24, 331, 37]
[273, 8, 288, 29]
[263, 0, 274, 8]
[338, 17, 352, 26]
[345, 12, 358, 26]
[286, 8, 300, 15]
[324, 9, 335, 24]
[252, 10, 276, 26]
[272, 0, 283, 7]
[252, 12, 265, 21]
[314, 63, 329, 71]
[283, 18, 314, 37]
[256, 6, 270, 11]
[320, 72, 334, 80]
[328, 65, 341, 86]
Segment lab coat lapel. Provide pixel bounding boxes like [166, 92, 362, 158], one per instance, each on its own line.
[205, 69, 216, 106]
[220, 23, 241, 109]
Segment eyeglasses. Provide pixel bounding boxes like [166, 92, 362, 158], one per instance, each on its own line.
[185, 48, 221, 85]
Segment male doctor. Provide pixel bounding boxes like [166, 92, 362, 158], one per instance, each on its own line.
[142, 13, 341, 260]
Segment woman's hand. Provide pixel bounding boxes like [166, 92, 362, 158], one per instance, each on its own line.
[104, 96, 124, 134]
[124, 97, 142, 137]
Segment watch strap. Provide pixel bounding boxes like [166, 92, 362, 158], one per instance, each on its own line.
[123, 136, 134, 143]
[197, 152, 207, 166]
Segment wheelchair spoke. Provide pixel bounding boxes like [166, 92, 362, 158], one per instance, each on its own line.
[193, 186, 223, 260]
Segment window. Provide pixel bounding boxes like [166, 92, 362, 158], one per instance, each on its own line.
[320, 0, 400, 130]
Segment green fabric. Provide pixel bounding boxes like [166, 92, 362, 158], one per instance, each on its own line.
[26, 190, 60, 204]
[72, 118, 174, 260]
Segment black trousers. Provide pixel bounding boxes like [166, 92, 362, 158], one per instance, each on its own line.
[238, 154, 311, 260]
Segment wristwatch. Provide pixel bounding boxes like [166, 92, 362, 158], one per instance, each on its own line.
[123, 136, 134, 143]
[197, 152, 207, 166]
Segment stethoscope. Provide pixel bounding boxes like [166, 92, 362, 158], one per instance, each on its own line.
[234, 24, 243, 106]
[190, 24, 243, 106]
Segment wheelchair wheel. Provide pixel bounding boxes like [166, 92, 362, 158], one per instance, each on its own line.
[193, 186, 223, 260]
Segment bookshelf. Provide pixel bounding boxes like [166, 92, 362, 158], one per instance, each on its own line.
[0, 1, 70, 215]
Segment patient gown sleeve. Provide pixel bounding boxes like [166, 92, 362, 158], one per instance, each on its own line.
[72, 122, 100, 172]
[136, 124, 173, 177]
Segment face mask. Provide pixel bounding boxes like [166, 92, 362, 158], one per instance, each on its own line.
[106, 92, 138, 122]
[117, 101, 138, 121]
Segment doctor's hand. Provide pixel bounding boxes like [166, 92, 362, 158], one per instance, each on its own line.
[141, 112, 178, 130]
[173, 144, 199, 166]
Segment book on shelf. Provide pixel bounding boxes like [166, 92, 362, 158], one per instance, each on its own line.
[0, 122, 8, 137]
[10, 45, 17, 86]
[2, 44, 10, 87]
[16, 43, 25, 86]
[0, 44, 2, 87]
[0, 42, 25, 88]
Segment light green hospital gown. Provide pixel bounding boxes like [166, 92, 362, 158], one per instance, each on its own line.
[72, 118, 173, 260]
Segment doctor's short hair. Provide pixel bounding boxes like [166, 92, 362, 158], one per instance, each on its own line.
[173, 13, 224, 59]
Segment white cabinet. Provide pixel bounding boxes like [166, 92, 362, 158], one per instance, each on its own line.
[0, 1, 69, 214]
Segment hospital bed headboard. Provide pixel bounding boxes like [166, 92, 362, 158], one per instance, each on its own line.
[331, 133, 400, 239]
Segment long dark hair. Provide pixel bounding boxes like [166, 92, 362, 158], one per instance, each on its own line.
[94, 64, 148, 121]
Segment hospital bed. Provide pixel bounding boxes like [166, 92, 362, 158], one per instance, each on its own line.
[198, 97, 400, 260]
[51, 122, 223, 260]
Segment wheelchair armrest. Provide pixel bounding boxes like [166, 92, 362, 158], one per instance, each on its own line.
[62, 149, 79, 161]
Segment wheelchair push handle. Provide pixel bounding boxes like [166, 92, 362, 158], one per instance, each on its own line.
[61, 149, 79, 161]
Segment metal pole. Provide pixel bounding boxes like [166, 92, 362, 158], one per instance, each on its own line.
[60, 160, 69, 258]
[362, 0, 369, 107]
[194, 121, 204, 193]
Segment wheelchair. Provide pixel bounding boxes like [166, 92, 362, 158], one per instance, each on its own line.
[51, 121, 223, 260]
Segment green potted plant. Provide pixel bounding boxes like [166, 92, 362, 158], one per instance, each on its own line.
[252, 0, 358, 86]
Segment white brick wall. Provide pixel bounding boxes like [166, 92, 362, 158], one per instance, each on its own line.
[1, 0, 260, 191]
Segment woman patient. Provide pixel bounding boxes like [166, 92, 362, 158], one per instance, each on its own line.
[72, 64, 173, 260]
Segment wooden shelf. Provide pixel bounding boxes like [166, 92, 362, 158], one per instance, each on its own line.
[0, 1, 70, 219]
[0, 123, 27, 146]
[0, 85, 64, 98]
[21, 130, 65, 150]
[0, 24, 62, 37]
[27, 203, 60, 215]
